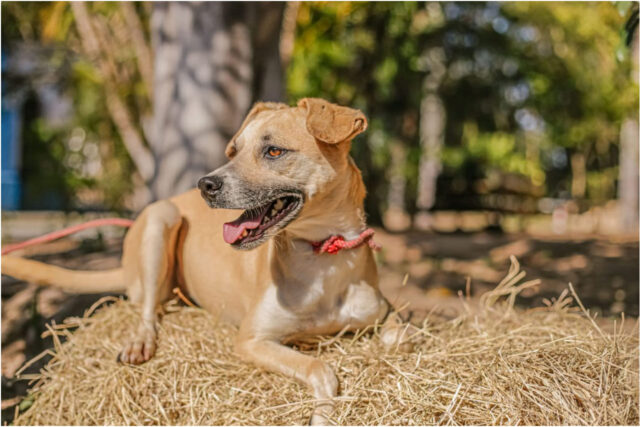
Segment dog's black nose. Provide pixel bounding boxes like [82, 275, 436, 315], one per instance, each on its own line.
[198, 175, 223, 199]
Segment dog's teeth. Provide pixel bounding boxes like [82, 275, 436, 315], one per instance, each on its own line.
[274, 199, 284, 210]
[271, 208, 277, 216]
[241, 230, 248, 237]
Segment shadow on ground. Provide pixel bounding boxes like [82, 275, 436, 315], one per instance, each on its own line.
[376, 230, 639, 320]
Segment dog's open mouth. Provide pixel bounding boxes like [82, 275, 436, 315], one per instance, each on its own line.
[222, 194, 302, 246]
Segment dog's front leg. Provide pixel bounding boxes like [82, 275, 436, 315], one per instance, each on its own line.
[236, 337, 338, 425]
[119, 200, 181, 364]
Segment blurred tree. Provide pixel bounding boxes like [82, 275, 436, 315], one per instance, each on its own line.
[2, 1, 636, 223]
[618, 1, 639, 231]
[414, 46, 446, 230]
[149, 2, 285, 201]
[2, 2, 152, 209]
[288, 2, 427, 223]
[288, 2, 637, 225]
[2, 1, 286, 210]
[70, 2, 154, 205]
[503, 2, 636, 205]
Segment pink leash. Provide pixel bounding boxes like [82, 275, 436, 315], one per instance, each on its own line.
[1, 218, 134, 255]
[311, 228, 381, 255]
[0, 218, 380, 256]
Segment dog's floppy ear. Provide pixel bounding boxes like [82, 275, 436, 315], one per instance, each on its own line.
[225, 102, 289, 158]
[297, 98, 368, 144]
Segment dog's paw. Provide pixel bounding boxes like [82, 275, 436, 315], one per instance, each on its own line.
[309, 413, 330, 426]
[309, 405, 333, 426]
[380, 314, 418, 353]
[117, 331, 157, 365]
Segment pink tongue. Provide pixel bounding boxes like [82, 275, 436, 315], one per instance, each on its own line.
[222, 208, 269, 244]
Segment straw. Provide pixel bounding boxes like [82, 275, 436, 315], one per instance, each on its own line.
[13, 258, 639, 425]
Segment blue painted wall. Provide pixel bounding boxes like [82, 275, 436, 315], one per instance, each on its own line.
[1, 50, 22, 211]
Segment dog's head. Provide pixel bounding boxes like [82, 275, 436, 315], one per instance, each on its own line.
[198, 98, 368, 250]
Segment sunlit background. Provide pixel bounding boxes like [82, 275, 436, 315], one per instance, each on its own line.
[1, 2, 638, 419]
[2, 2, 638, 227]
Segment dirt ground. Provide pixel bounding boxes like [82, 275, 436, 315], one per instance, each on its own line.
[375, 229, 639, 319]
[1, 229, 638, 423]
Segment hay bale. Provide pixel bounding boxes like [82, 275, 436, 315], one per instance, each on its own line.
[14, 259, 639, 425]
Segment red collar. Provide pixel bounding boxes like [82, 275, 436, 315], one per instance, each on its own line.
[310, 228, 381, 254]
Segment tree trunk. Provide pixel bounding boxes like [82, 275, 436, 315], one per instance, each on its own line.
[71, 2, 155, 186]
[416, 93, 445, 211]
[414, 48, 447, 230]
[570, 152, 586, 199]
[383, 140, 410, 231]
[618, 25, 639, 232]
[149, 2, 284, 201]
[619, 118, 639, 231]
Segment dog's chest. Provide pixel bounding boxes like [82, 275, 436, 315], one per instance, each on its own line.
[253, 249, 386, 338]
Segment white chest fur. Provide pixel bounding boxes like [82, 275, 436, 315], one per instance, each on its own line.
[252, 244, 387, 340]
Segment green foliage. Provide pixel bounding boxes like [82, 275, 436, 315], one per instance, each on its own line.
[2, 2, 147, 210]
[288, 2, 431, 219]
[289, 2, 637, 217]
[2, 2, 636, 215]
[443, 123, 546, 188]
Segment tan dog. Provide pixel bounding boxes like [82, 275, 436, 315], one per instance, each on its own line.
[2, 98, 397, 424]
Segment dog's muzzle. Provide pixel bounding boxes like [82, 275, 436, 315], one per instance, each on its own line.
[196, 172, 305, 250]
[198, 175, 223, 204]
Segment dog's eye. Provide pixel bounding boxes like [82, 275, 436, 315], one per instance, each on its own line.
[265, 146, 286, 159]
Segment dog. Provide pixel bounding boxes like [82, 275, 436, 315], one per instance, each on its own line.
[2, 98, 404, 424]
